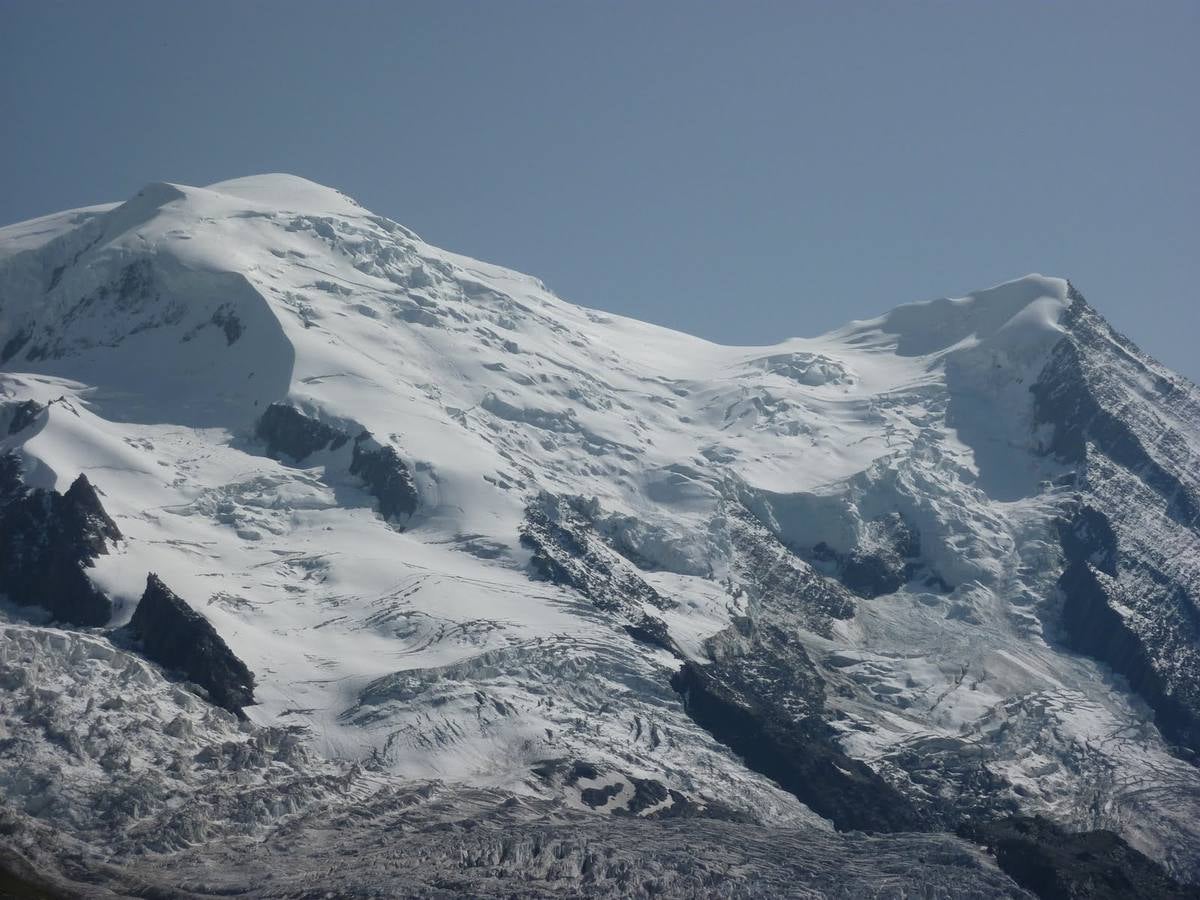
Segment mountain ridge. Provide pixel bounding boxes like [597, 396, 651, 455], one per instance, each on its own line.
[1, 174, 1198, 897]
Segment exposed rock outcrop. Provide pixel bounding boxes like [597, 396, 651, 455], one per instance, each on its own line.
[5, 400, 44, 436]
[255, 402, 348, 462]
[725, 503, 855, 637]
[254, 405, 417, 522]
[1057, 560, 1200, 754]
[1056, 504, 1118, 576]
[963, 816, 1197, 900]
[671, 625, 925, 833]
[530, 758, 753, 823]
[350, 434, 418, 522]
[665, 503, 945, 832]
[1033, 290, 1200, 758]
[811, 511, 922, 599]
[0, 453, 120, 626]
[521, 494, 676, 657]
[520, 492, 674, 616]
[1032, 292, 1198, 526]
[128, 574, 255, 715]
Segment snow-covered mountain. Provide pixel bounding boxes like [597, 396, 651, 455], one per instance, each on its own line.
[1, 175, 1198, 898]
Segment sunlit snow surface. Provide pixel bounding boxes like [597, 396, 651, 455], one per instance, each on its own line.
[2, 175, 1198, 886]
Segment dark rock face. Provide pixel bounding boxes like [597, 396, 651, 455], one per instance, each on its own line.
[0, 849, 71, 900]
[521, 495, 912, 832]
[128, 574, 255, 715]
[813, 541, 903, 598]
[520, 492, 674, 616]
[0, 454, 20, 506]
[519, 493, 895, 830]
[59, 475, 121, 557]
[350, 435, 418, 522]
[809, 512, 923, 599]
[667, 503, 955, 833]
[562, 760, 599, 784]
[878, 736, 1019, 828]
[522, 494, 675, 658]
[1057, 504, 1118, 576]
[1058, 560, 1200, 753]
[1033, 289, 1200, 757]
[0, 327, 32, 365]
[1032, 298, 1198, 526]
[6, 400, 44, 436]
[0, 454, 120, 626]
[581, 783, 622, 808]
[209, 304, 243, 345]
[1052, 502, 1191, 749]
[683, 647, 878, 830]
[255, 402, 349, 462]
[254, 405, 417, 522]
[671, 628, 925, 834]
[531, 759, 753, 823]
[617, 776, 669, 814]
[725, 504, 855, 637]
[623, 614, 675, 653]
[963, 817, 1197, 900]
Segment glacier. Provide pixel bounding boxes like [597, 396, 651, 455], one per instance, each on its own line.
[1, 174, 1197, 898]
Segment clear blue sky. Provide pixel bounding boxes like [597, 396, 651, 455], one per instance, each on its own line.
[2, 1, 1197, 379]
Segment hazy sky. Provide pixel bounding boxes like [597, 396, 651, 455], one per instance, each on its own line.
[3, 1, 1197, 379]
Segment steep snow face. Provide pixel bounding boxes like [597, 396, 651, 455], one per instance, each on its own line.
[1, 176, 1199, 885]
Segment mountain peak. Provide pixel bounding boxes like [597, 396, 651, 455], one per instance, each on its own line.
[835, 273, 1071, 357]
[98, 181, 189, 242]
[204, 173, 364, 216]
[3, 179, 1200, 895]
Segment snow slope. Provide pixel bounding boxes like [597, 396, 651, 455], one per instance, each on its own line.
[1, 174, 1198, 893]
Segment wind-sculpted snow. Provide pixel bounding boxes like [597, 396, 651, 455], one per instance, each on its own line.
[2, 175, 1200, 894]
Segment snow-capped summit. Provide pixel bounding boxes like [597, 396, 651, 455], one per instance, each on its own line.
[2, 176, 1198, 897]
[205, 173, 367, 214]
[838, 273, 1069, 353]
